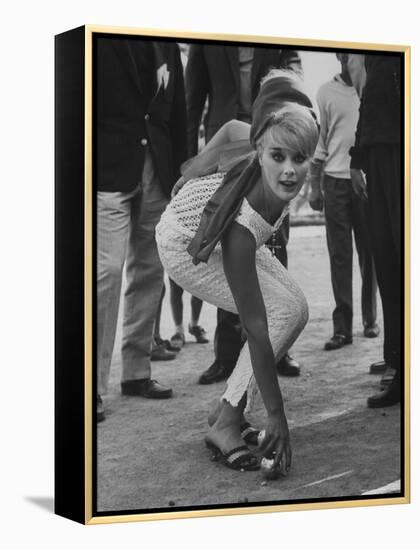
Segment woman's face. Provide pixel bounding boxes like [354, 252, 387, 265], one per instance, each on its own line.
[259, 144, 310, 204]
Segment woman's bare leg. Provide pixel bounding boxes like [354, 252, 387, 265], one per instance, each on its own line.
[153, 283, 165, 341]
[208, 397, 247, 428]
[205, 395, 247, 453]
[169, 278, 184, 328]
[190, 295, 203, 325]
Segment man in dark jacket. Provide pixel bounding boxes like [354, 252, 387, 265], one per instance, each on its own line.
[185, 43, 302, 384]
[95, 36, 187, 420]
[349, 53, 402, 407]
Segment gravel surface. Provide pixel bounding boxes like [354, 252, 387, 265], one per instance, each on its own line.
[97, 225, 401, 514]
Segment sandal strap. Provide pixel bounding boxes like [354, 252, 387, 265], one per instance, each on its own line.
[240, 422, 259, 437]
[224, 445, 255, 467]
[241, 426, 255, 438]
[240, 422, 260, 446]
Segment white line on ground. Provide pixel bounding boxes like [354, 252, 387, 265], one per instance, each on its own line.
[288, 408, 355, 429]
[292, 470, 353, 491]
[362, 480, 401, 495]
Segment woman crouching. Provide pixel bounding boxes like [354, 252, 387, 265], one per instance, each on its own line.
[156, 71, 319, 473]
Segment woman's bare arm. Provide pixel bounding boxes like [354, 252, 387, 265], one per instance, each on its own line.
[221, 222, 284, 416]
[221, 222, 291, 469]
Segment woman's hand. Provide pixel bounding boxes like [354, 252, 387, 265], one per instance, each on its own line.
[259, 410, 292, 475]
[171, 175, 187, 198]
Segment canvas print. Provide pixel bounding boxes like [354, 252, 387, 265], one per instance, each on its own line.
[92, 32, 405, 517]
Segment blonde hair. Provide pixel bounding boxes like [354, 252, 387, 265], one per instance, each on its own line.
[260, 67, 303, 87]
[257, 102, 319, 158]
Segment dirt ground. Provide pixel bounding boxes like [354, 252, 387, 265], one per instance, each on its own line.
[97, 225, 401, 513]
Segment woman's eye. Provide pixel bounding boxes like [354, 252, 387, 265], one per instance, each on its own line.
[294, 154, 307, 164]
[272, 153, 284, 162]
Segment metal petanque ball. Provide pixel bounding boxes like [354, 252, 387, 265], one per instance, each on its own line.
[258, 430, 282, 480]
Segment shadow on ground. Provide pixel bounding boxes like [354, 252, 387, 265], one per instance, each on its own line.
[25, 496, 54, 514]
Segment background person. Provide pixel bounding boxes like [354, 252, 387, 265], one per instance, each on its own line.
[309, 52, 378, 351]
[169, 279, 209, 347]
[150, 284, 181, 361]
[349, 53, 402, 407]
[96, 37, 187, 420]
[185, 43, 304, 384]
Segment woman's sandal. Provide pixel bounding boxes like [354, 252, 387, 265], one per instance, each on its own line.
[240, 422, 261, 446]
[205, 440, 260, 471]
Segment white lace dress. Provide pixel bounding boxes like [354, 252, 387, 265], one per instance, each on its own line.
[156, 173, 308, 409]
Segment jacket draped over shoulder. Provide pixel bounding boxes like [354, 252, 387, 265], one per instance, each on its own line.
[186, 154, 260, 265]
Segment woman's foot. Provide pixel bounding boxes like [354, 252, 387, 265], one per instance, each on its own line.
[155, 336, 181, 352]
[170, 331, 185, 348]
[205, 440, 259, 471]
[207, 399, 260, 445]
[207, 399, 223, 427]
[205, 424, 259, 471]
[188, 324, 209, 343]
[206, 423, 245, 454]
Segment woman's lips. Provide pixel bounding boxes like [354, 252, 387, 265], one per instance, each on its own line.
[279, 180, 297, 187]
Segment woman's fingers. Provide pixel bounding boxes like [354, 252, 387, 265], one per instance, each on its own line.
[258, 438, 271, 456]
[276, 442, 292, 476]
[259, 430, 292, 478]
[259, 422, 291, 476]
[260, 434, 287, 459]
[258, 430, 277, 456]
[272, 439, 286, 469]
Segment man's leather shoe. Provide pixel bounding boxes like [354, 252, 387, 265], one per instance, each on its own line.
[367, 373, 401, 408]
[276, 353, 300, 377]
[364, 323, 380, 338]
[198, 360, 235, 385]
[151, 342, 176, 361]
[97, 395, 105, 422]
[369, 360, 387, 374]
[121, 379, 173, 399]
[380, 366, 397, 389]
[324, 334, 352, 351]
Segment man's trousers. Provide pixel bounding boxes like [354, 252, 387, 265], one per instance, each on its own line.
[366, 145, 401, 371]
[97, 151, 167, 395]
[323, 175, 377, 338]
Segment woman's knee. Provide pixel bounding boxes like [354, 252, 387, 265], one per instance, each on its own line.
[275, 288, 308, 333]
[289, 285, 308, 330]
[298, 293, 309, 330]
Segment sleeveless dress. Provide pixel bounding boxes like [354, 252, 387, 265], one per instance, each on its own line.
[156, 172, 308, 409]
